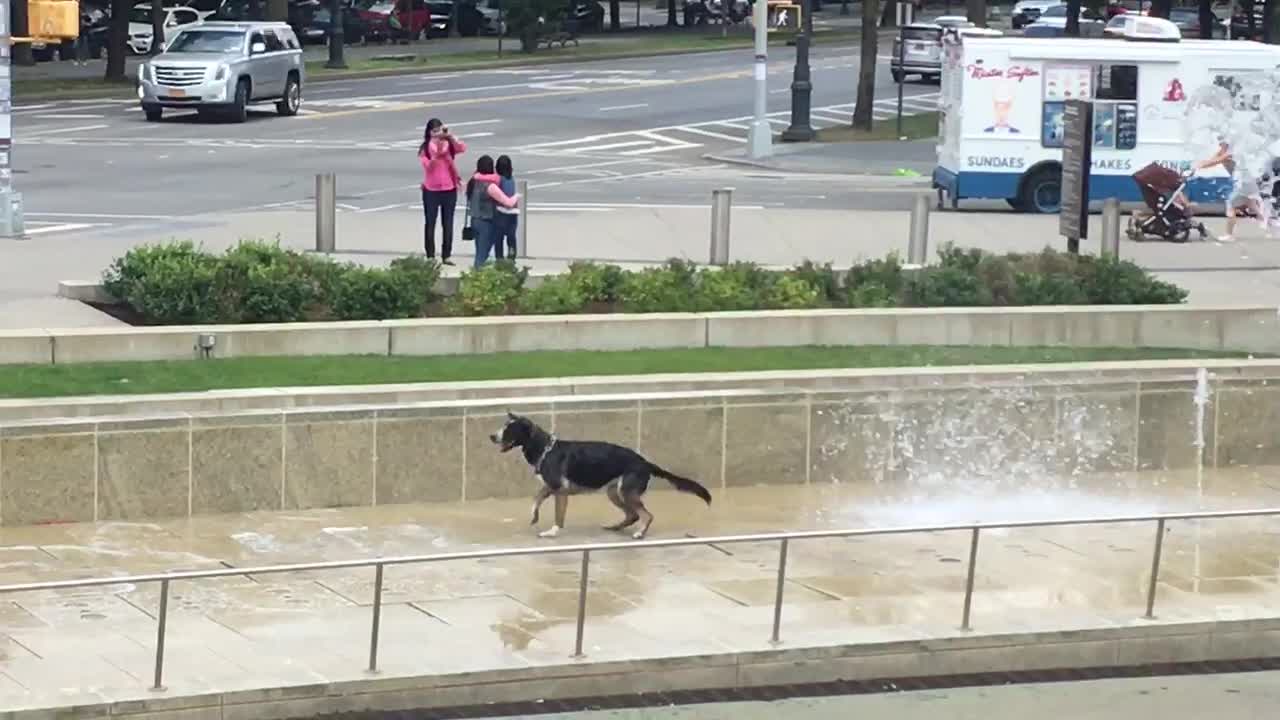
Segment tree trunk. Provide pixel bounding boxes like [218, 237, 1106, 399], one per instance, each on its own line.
[880, 0, 894, 28]
[609, 0, 621, 28]
[267, 0, 287, 22]
[150, 2, 165, 55]
[12, 0, 34, 66]
[966, 0, 985, 27]
[105, 0, 131, 80]
[1198, 0, 1214, 37]
[248, 0, 262, 20]
[667, 0, 678, 25]
[1149, 0, 1171, 18]
[853, 0, 878, 130]
[1267, 0, 1280, 42]
[1065, 0, 1080, 35]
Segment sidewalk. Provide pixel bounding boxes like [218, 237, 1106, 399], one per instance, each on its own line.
[708, 138, 937, 175]
[6, 204, 1280, 328]
[0, 476, 1275, 714]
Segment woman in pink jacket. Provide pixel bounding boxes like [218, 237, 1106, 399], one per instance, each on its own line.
[418, 118, 466, 265]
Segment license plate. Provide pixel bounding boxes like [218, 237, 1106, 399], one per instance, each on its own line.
[166, 88, 187, 98]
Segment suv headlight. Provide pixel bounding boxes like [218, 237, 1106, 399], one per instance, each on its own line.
[138, 63, 146, 82]
[213, 63, 228, 81]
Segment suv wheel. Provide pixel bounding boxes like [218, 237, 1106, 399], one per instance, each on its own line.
[229, 79, 250, 123]
[143, 105, 163, 122]
[277, 74, 301, 117]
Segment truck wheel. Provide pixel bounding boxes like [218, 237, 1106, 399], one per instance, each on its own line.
[1019, 167, 1062, 214]
[143, 105, 163, 122]
[891, 69, 904, 83]
[230, 79, 250, 124]
[277, 74, 301, 116]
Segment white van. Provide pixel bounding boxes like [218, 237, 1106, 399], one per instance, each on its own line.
[932, 17, 1280, 212]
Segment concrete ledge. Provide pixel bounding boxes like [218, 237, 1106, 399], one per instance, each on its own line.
[7, 305, 1280, 366]
[13, 617, 1280, 720]
[2, 358, 1279, 422]
[0, 329, 53, 365]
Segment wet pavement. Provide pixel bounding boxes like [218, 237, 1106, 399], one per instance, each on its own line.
[0, 468, 1278, 712]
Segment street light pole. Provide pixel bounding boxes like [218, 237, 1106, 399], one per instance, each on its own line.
[0, 0, 23, 238]
[781, 0, 814, 142]
[747, 0, 772, 159]
[326, 0, 348, 69]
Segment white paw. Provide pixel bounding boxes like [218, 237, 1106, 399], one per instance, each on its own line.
[539, 525, 561, 538]
[632, 530, 645, 540]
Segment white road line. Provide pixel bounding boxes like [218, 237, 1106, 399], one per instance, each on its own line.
[466, 131, 495, 139]
[355, 203, 408, 213]
[522, 158, 644, 175]
[24, 222, 98, 235]
[620, 144, 696, 156]
[673, 126, 746, 143]
[24, 123, 109, 137]
[811, 111, 849, 124]
[448, 118, 503, 127]
[30, 113, 106, 119]
[599, 103, 649, 112]
[535, 202, 766, 210]
[712, 121, 750, 129]
[531, 164, 728, 189]
[565, 139, 653, 153]
[26, 211, 177, 220]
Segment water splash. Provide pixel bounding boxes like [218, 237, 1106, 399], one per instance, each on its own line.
[1184, 71, 1280, 226]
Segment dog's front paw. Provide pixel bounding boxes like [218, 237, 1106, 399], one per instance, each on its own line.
[538, 525, 561, 539]
[631, 529, 646, 540]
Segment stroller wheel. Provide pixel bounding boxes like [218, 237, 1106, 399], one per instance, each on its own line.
[1170, 227, 1191, 243]
[1196, 224, 1208, 240]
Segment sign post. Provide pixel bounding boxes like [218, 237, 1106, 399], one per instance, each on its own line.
[0, 0, 21, 238]
[1059, 99, 1093, 254]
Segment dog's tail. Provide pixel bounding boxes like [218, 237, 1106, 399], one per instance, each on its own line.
[648, 464, 712, 506]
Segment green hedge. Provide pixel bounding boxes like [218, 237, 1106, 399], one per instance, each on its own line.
[101, 240, 1187, 325]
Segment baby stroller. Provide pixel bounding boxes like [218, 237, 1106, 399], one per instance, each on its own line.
[1125, 162, 1208, 243]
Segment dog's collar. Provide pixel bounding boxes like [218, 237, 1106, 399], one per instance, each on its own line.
[535, 435, 557, 474]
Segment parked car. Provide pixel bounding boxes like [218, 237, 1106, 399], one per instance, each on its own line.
[474, 0, 503, 34]
[1023, 4, 1105, 37]
[138, 21, 305, 122]
[1230, 8, 1264, 39]
[1011, 0, 1063, 29]
[290, 0, 368, 42]
[128, 5, 206, 54]
[1166, 7, 1227, 38]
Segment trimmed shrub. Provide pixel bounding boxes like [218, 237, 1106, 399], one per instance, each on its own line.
[101, 241, 1188, 325]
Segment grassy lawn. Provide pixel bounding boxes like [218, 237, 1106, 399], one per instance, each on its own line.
[0, 345, 1250, 400]
[13, 76, 137, 99]
[814, 110, 938, 142]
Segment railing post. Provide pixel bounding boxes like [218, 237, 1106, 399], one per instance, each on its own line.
[1144, 518, 1166, 619]
[152, 578, 170, 691]
[960, 527, 980, 631]
[315, 173, 336, 253]
[770, 538, 789, 645]
[908, 193, 930, 265]
[573, 549, 590, 658]
[1101, 197, 1121, 258]
[516, 179, 529, 258]
[368, 563, 384, 673]
[709, 187, 732, 266]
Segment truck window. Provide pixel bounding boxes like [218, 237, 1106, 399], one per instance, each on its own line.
[1095, 64, 1137, 101]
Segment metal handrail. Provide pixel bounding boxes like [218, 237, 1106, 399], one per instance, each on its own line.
[2, 507, 1277, 692]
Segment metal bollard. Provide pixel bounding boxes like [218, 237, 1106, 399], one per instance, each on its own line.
[516, 179, 529, 258]
[709, 188, 733, 266]
[908, 193, 930, 265]
[1101, 197, 1121, 258]
[315, 173, 336, 253]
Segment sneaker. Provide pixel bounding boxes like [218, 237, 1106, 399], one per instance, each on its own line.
[442, 258, 455, 266]
[1217, 234, 1236, 243]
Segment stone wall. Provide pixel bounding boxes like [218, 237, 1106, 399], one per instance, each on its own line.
[2, 371, 1277, 526]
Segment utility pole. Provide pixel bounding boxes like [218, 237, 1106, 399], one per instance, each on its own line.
[748, 0, 772, 159]
[326, 0, 347, 68]
[0, 0, 24, 237]
[781, 0, 815, 142]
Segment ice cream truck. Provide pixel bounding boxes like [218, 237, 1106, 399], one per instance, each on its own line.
[931, 16, 1280, 213]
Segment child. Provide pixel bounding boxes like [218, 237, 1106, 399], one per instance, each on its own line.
[493, 155, 520, 260]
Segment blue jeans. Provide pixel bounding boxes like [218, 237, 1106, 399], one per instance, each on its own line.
[493, 213, 518, 259]
[472, 217, 497, 268]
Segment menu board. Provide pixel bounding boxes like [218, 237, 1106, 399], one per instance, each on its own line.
[1044, 65, 1093, 102]
[1059, 100, 1093, 249]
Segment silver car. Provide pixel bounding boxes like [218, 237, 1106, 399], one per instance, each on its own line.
[138, 21, 305, 123]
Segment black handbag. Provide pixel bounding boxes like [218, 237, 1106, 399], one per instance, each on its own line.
[460, 183, 474, 241]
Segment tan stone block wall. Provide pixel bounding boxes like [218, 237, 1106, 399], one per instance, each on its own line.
[0, 374, 1275, 526]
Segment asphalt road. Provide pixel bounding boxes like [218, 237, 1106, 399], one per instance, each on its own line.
[13, 43, 941, 240]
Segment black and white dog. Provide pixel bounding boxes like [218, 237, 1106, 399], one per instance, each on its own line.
[490, 412, 712, 539]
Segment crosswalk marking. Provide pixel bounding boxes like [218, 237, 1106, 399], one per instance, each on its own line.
[518, 92, 941, 157]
